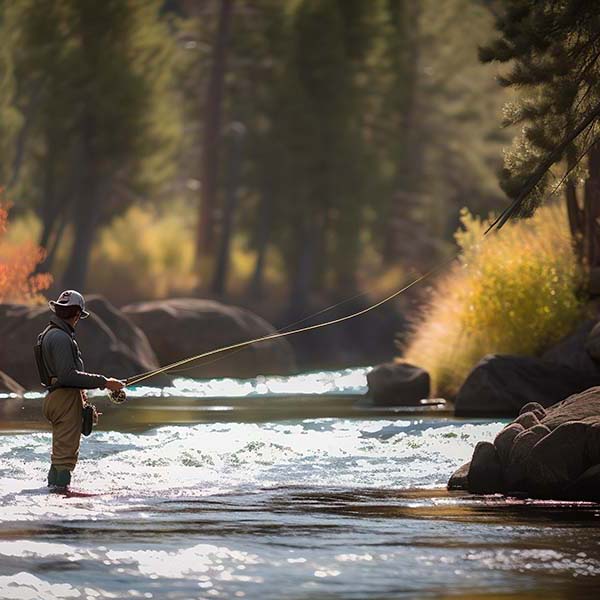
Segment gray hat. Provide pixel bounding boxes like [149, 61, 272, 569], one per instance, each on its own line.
[49, 290, 90, 318]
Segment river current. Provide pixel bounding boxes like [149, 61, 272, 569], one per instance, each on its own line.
[1, 368, 599, 599]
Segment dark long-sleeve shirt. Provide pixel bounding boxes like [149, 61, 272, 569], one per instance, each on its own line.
[41, 316, 107, 390]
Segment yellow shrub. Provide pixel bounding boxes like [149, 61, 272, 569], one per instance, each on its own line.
[88, 205, 198, 304]
[403, 203, 585, 397]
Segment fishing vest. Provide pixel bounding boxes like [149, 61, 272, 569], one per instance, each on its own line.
[33, 323, 78, 388]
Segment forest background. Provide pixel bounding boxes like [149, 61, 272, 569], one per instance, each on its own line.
[0, 0, 509, 309]
[4, 0, 597, 382]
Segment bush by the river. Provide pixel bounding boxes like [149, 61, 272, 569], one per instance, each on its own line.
[404, 204, 585, 397]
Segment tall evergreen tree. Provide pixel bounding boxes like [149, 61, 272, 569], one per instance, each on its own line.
[11, 0, 182, 289]
[0, 1, 21, 187]
[480, 0, 600, 273]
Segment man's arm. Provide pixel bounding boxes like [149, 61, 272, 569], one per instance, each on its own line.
[47, 331, 108, 389]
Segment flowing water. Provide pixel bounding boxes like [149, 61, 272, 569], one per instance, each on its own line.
[1, 368, 600, 599]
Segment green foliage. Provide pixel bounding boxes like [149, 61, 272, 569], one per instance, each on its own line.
[0, 1, 21, 185]
[404, 203, 585, 397]
[480, 0, 600, 217]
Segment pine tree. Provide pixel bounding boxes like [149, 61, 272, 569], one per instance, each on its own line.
[0, 1, 21, 187]
[480, 0, 600, 274]
[10, 0, 182, 289]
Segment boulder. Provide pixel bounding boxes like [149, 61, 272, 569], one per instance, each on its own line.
[505, 425, 549, 492]
[449, 386, 600, 500]
[493, 423, 524, 467]
[543, 320, 600, 374]
[122, 298, 296, 379]
[447, 462, 470, 490]
[584, 321, 600, 363]
[0, 370, 24, 396]
[366, 361, 430, 406]
[513, 411, 540, 430]
[519, 402, 546, 419]
[455, 354, 600, 417]
[567, 464, 600, 502]
[0, 297, 164, 390]
[467, 441, 505, 494]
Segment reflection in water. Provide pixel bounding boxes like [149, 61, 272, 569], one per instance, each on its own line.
[1, 409, 599, 598]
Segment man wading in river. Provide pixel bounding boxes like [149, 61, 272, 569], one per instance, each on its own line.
[35, 290, 125, 490]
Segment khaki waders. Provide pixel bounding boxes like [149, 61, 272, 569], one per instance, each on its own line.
[43, 388, 84, 476]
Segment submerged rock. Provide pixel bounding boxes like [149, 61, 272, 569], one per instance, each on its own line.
[122, 298, 296, 379]
[448, 386, 600, 500]
[366, 361, 430, 406]
[0, 297, 164, 390]
[455, 354, 600, 417]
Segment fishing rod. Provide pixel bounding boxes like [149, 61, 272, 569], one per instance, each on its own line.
[107, 251, 461, 403]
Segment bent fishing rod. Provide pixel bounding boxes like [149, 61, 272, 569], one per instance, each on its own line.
[115, 252, 459, 398]
[102, 106, 598, 404]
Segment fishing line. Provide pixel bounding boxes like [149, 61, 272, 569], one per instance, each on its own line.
[127, 194, 553, 390]
[125, 252, 461, 387]
[163, 283, 403, 376]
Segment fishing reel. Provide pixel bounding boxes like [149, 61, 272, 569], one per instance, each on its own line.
[108, 389, 127, 404]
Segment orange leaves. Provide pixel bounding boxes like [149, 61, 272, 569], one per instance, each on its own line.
[0, 192, 52, 304]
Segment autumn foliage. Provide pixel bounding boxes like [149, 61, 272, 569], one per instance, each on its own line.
[0, 194, 52, 303]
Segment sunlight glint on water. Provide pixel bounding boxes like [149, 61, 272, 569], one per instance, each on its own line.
[2, 370, 600, 598]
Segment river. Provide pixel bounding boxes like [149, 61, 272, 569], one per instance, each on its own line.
[1, 368, 599, 599]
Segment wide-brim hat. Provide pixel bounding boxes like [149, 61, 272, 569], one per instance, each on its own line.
[49, 289, 90, 318]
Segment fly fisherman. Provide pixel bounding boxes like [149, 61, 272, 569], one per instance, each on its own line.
[35, 290, 125, 489]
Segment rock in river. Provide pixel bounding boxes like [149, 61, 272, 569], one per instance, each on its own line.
[455, 354, 600, 417]
[0, 296, 165, 390]
[122, 298, 296, 379]
[366, 361, 430, 405]
[448, 386, 600, 501]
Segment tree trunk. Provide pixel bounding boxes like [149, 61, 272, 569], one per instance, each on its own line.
[288, 226, 316, 318]
[584, 141, 600, 271]
[382, 0, 422, 264]
[60, 115, 103, 291]
[565, 178, 583, 259]
[197, 0, 234, 261]
[211, 122, 244, 297]
[247, 182, 273, 300]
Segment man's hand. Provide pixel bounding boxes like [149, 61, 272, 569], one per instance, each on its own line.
[106, 378, 126, 391]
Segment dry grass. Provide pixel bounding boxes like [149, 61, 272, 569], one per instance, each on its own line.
[403, 203, 585, 397]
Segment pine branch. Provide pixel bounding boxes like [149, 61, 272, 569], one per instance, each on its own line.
[486, 97, 600, 234]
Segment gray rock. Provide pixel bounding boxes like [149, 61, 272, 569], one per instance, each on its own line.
[505, 426, 549, 492]
[519, 402, 546, 419]
[494, 423, 525, 467]
[453, 387, 600, 500]
[514, 411, 539, 430]
[455, 354, 600, 417]
[527, 422, 589, 498]
[447, 462, 470, 490]
[467, 442, 505, 494]
[366, 362, 430, 406]
[122, 298, 296, 379]
[0, 298, 163, 390]
[543, 320, 600, 374]
[566, 464, 600, 501]
[584, 321, 600, 363]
